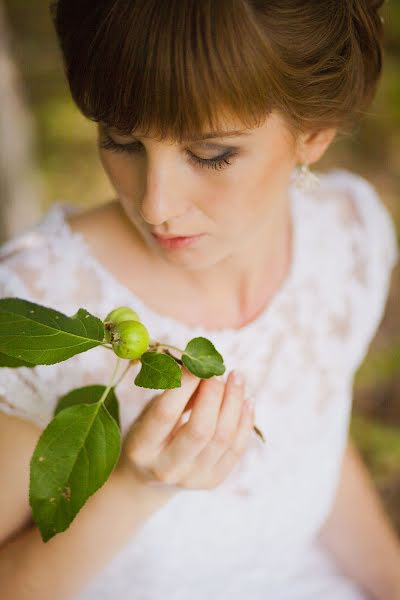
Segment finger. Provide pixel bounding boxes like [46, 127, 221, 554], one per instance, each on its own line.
[164, 412, 187, 445]
[209, 400, 254, 485]
[129, 366, 201, 460]
[158, 377, 225, 475]
[214, 370, 245, 447]
[162, 373, 220, 445]
[184, 370, 245, 470]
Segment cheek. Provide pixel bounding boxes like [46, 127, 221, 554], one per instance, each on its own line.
[260, 130, 296, 185]
[260, 151, 293, 187]
[192, 159, 246, 223]
[198, 177, 253, 234]
[206, 154, 288, 234]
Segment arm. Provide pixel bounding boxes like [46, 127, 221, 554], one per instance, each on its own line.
[317, 437, 400, 600]
[0, 458, 177, 600]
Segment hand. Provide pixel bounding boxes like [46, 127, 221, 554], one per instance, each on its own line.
[119, 366, 255, 491]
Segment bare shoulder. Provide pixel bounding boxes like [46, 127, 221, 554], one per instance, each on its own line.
[66, 199, 119, 243]
[64, 199, 161, 300]
[66, 199, 141, 266]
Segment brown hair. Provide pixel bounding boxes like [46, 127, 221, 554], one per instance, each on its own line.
[49, 0, 385, 147]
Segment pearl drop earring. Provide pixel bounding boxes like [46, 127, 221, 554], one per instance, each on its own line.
[294, 163, 320, 192]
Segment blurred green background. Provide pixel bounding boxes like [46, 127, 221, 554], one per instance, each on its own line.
[2, 1, 400, 531]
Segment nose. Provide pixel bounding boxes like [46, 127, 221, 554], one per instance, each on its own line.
[139, 151, 188, 227]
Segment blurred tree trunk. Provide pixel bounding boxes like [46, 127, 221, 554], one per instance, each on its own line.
[0, 1, 42, 245]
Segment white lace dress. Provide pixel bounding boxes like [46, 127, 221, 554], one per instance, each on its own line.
[0, 168, 398, 600]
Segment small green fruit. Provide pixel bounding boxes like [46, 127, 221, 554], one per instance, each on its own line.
[104, 306, 141, 325]
[103, 306, 141, 343]
[111, 320, 150, 360]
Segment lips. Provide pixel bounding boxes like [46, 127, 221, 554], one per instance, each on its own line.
[151, 233, 199, 240]
[151, 232, 205, 249]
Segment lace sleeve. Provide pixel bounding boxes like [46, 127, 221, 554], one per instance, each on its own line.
[346, 176, 399, 374]
[0, 230, 80, 429]
[0, 252, 57, 429]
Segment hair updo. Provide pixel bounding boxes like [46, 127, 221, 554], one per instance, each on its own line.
[49, 0, 385, 146]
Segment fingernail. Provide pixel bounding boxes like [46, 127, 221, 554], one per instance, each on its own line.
[232, 369, 244, 386]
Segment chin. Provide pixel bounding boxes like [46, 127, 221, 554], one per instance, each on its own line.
[165, 251, 226, 272]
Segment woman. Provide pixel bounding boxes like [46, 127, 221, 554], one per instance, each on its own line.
[0, 1, 399, 599]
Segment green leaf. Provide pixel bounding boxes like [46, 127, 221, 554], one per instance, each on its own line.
[29, 402, 121, 543]
[181, 337, 225, 378]
[54, 385, 120, 429]
[134, 351, 182, 389]
[0, 297, 105, 365]
[0, 351, 36, 368]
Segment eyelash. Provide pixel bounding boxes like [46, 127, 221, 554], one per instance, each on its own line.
[98, 135, 235, 171]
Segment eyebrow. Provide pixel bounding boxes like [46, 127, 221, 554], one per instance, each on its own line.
[103, 123, 250, 142]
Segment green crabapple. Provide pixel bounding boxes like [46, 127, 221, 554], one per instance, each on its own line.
[111, 320, 150, 360]
[103, 306, 141, 343]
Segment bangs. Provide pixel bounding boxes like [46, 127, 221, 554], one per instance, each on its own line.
[51, 0, 280, 143]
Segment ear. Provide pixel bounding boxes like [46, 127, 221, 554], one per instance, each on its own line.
[297, 127, 337, 165]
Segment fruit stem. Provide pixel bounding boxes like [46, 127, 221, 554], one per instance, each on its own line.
[97, 357, 121, 406]
[148, 342, 184, 365]
[163, 348, 183, 366]
[254, 424, 266, 443]
[154, 342, 184, 354]
[114, 359, 139, 388]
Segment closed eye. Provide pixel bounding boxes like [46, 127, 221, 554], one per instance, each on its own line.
[98, 134, 237, 171]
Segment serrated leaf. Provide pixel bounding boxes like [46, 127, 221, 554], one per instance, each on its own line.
[54, 385, 120, 429]
[181, 337, 225, 378]
[134, 352, 182, 389]
[0, 297, 105, 365]
[29, 402, 121, 542]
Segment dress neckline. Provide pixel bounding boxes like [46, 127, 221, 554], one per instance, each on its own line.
[45, 179, 306, 339]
